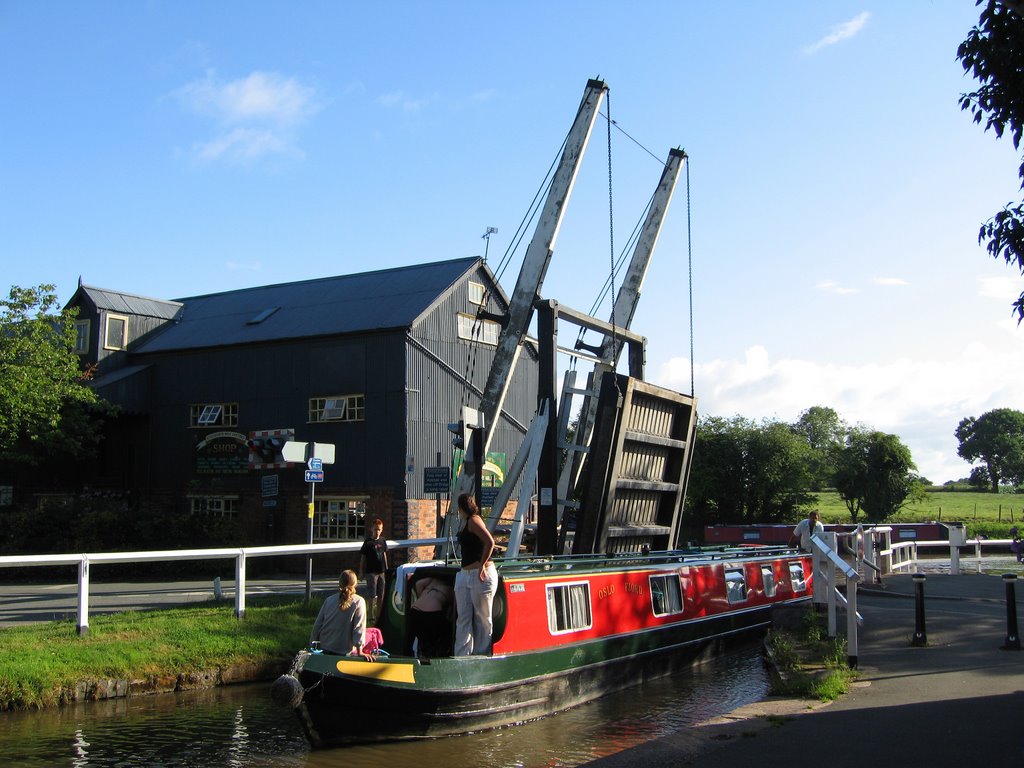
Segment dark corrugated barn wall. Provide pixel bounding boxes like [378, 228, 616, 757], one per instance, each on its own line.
[405, 265, 538, 502]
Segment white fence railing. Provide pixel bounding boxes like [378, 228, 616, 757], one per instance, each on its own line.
[809, 531, 862, 667]
[0, 538, 446, 635]
[888, 538, 1013, 574]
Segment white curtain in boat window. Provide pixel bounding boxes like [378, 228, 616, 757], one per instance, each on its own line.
[649, 574, 684, 616]
[789, 561, 807, 592]
[725, 568, 748, 604]
[546, 582, 592, 634]
[761, 565, 777, 598]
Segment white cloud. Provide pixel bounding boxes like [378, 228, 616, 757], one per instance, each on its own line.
[977, 274, 1022, 299]
[816, 279, 858, 295]
[194, 127, 302, 163]
[802, 12, 871, 56]
[173, 70, 320, 163]
[875, 277, 908, 286]
[656, 341, 1024, 484]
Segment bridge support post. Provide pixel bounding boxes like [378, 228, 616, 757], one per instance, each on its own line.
[1002, 573, 1020, 651]
[911, 573, 927, 647]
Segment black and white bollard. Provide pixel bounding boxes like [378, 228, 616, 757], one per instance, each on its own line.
[1002, 573, 1020, 651]
[911, 573, 928, 647]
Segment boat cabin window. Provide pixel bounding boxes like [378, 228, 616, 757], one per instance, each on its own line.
[789, 562, 808, 592]
[725, 569, 747, 604]
[649, 574, 684, 617]
[761, 565, 777, 598]
[546, 582, 592, 634]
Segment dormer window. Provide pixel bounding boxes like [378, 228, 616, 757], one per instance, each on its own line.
[74, 319, 91, 354]
[104, 314, 128, 350]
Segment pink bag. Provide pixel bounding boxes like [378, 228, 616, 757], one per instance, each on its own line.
[364, 627, 384, 655]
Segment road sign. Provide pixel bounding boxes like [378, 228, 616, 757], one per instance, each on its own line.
[308, 457, 323, 471]
[283, 441, 336, 464]
[424, 466, 450, 494]
[304, 470, 324, 483]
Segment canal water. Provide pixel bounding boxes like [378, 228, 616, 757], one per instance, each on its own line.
[0, 645, 769, 768]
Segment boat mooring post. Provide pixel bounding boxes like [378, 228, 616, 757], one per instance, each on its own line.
[911, 573, 928, 647]
[1002, 573, 1020, 651]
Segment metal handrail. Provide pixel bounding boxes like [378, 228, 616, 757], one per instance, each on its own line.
[809, 531, 862, 668]
[0, 538, 446, 635]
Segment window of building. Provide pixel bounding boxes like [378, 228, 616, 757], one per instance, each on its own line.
[190, 496, 239, 519]
[468, 281, 486, 305]
[104, 314, 129, 350]
[74, 319, 91, 354]
[761, 564, 777, 598]
[789, 562, 808, 592]
[190, 403, 239, 428]
[313, 497, 368, 541]
[546, 582, 592, 634]
[725, 568, 748, 604]
[649, 573, 684, 617]
[309, 394, 365, 423]
[457, 313, 500, 346]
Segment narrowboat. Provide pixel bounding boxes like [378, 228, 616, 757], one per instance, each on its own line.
[272, 545, 813, 747]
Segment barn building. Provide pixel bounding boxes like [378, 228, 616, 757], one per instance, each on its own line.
[63, 256, 538, 564]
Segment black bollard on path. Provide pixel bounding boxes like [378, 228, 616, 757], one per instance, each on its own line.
[911, 573, 928, 647]
[1002, 573, 1020, 651]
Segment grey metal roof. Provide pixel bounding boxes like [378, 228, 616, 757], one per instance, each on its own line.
[135, 257, 480, 353]
[75, 286, 183, 319]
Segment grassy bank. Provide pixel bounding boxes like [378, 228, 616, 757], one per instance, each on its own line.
[766, 610, 857, 701]
[0, 596, 317, 710]
[813, 490, 1022, 538]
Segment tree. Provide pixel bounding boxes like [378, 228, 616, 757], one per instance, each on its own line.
[958, 1, 1024, 320]
[955, 408, 1024, 491]
[0, 284, 101, 464]
[792, 405, 846, 490]
[686, 415, 814, 526]
[834, 429, 918, 523]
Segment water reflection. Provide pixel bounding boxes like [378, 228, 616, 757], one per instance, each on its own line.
[917, 554, 1022, 575]
[0, 646, 768, 768]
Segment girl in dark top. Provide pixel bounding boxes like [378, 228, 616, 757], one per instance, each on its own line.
[453, 493, 496, 656]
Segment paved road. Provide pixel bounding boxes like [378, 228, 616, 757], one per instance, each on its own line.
[585, 572, 1024, 766]
[0, 576, 340, 626]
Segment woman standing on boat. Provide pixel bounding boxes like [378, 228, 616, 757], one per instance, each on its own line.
[454, 493, 497, 656]
[310, 570, 371, 658]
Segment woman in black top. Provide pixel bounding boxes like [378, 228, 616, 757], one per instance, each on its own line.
[453, 493, 496, 655]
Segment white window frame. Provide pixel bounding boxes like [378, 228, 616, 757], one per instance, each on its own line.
[309, 394, 365, 423]
[546, 581, 593, 635]
[313, 497, 368, 541]
[74, 319, 91, 354]
[725, 568, 748, 604]
[189, 402, 238, 428]
[649, 573, 684, 617]
[104, 314, 129, 351]
[457, 313, 500, 346]
[761, 564, 777, 598]
[189, 496, 240, 519]
[468, 281, 486, 305]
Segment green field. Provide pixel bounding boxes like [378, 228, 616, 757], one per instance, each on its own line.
[812, 490, 1022, 538]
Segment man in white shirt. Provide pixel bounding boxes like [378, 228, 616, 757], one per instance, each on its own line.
[789, 510, 824, 551]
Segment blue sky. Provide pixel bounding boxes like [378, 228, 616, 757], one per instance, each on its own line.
[3, 2, 1022, 484]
